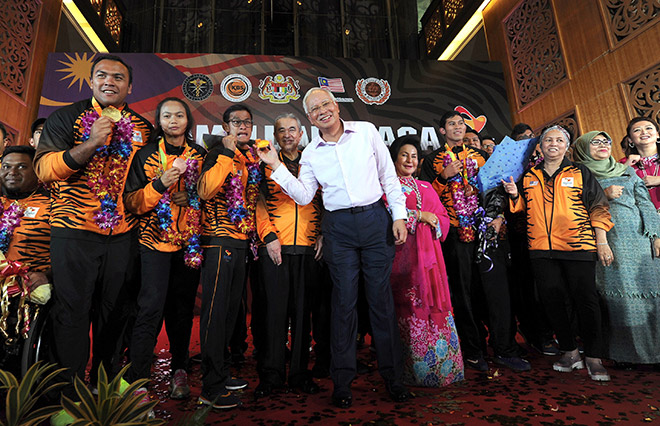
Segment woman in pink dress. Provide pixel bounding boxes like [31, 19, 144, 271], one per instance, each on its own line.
[388, 135, 463, 387]
[619, 117, 660, 211]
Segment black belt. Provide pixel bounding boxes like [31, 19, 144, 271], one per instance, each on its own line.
[330, 200, 382, 214]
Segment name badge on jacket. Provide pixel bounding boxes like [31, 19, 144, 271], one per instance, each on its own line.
[560, 177, 574, 187]
[23, 206, 40, 218]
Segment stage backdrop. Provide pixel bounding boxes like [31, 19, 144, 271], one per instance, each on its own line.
[38, 53, 511, 150]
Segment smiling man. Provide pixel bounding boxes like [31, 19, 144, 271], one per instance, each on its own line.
[254, 113, 324, 399]
[419, 111, 531, 374]
[258, 88, 410, 409]
[0, 146, 51, 289]
[34, 55, 152, 401]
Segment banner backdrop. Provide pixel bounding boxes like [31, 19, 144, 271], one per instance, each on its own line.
[38, 53, 512, 150]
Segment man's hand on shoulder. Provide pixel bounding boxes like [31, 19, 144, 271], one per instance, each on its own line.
[392, 219, 407, 245]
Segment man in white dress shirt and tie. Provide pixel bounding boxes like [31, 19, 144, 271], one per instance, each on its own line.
[257, 87, 410, 408]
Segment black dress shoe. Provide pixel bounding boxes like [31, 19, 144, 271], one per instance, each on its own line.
[331, 389, 352, 408]
[254, 383, 273, 399]
[356, 360, 370, 375]
[300, 379, 320, 395]
[386, 382, 410, 403]
[312, 363, 330, 378]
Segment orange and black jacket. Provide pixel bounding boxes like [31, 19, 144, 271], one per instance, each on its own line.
[509, 159, 613, 261]
[198, 137, 258, 247]
[257, 151, 321, 255]
[124, 138, 206, 252]
[2, 187, 51, 275]
[419, 144, 488, 227]
[34, 98, 152, 236]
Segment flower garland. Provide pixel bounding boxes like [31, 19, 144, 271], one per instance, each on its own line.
[154, 157, 203, 269]
[0, 202, 26, 254]
[443, 147, 479, 242]
[225, 146, 262, 258]
[81, 110, 135, 230]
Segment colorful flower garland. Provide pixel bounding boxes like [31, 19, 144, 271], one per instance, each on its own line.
[154, 157, 203, 269]
[0, 202, 26, 254]
[443, 147, 479, 242]
[81, 110, 135, 230]
[225, 146, 262, 258]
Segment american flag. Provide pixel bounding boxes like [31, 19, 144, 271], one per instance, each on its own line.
[318, 77, 345, 93]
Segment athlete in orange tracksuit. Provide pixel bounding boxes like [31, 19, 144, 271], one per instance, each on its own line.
[254, 114, 324, 398]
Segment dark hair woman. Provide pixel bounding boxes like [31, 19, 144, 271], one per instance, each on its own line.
[388, 135, 464, 387]
[619, 117, 660, 211]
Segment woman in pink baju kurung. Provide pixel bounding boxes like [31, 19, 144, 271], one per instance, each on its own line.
[388, 136, 464, 387]
[619, 117, 660, 211]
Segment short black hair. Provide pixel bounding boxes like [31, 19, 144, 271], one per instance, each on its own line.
[389, 134, 422, 163]
[31, 118, 46, 135]
[2, 145, 36, 161]
[439, 111, 463, 129]
[91, 54, 133, 85]
[464, 128, 482, 142]
[223, 104, 253, 124]
[0, 123, 6, 140]
[511, 123, 533, 139]
[481, 135, 496, 144]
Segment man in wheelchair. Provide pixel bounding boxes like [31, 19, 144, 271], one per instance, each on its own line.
[0, 145, 52, 375]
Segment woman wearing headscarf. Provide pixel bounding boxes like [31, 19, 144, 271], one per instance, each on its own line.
[573, 131, 660, 365]
[502, 125, 614, 381]
[388, 135, 464, 387]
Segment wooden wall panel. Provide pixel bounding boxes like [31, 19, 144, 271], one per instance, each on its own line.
[483, 0, 660, 159]
[0, 0, 62, 146]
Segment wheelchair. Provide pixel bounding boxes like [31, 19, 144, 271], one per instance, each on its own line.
[0, 301, 52, 377]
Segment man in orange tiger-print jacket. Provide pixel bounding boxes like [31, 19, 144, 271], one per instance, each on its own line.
[34, 55, 152, 398]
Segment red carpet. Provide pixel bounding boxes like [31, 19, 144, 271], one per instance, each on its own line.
[148, 316, 660, 425]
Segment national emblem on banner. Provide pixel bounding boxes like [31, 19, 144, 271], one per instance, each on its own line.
[356, 78, 391, 105]
[258, 74, 301, 104]
[182, 73, 214, 102]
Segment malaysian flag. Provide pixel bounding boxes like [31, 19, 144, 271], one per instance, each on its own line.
[318, 77, 345, 93]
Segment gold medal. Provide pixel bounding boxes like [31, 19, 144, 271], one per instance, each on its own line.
[101, 106, 122, 122]
[464, 183, 475, 197]
[255, 139, 270, 149]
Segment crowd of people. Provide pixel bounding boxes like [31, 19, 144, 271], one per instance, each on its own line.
[1, 54, 659, 423]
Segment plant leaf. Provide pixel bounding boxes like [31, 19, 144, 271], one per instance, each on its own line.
[61, 395, 87, 419]
[33, 365, 68, 395]
[73, 374, 99, 419]
[19, 405, 63, 426]
[0, 369, 19, 389]
[6, 387, 20, 426]
[106, 394, 153, 423]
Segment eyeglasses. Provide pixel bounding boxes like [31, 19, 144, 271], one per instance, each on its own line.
[590, 138, 612, 146]
[308, 100, 334, 116]
[229, 119, 253, 127]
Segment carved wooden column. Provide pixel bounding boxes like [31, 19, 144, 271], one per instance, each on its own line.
[0, 0, 63, 146]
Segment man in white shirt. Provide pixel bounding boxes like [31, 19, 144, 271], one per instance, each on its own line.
[258, 88, 409, 408]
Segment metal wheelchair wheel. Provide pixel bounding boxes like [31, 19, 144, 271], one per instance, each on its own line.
[20, 303, 52, 377]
